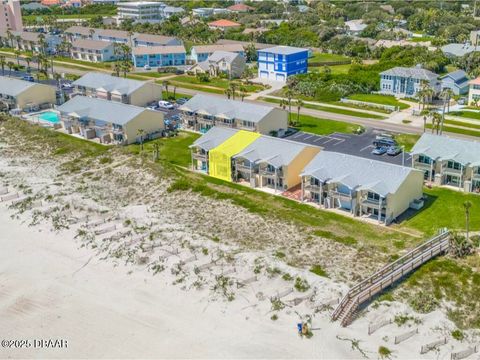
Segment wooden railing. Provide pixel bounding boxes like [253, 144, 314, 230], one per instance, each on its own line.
[332, 230, 450, 326]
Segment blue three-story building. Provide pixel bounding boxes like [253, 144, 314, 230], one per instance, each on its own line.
[257, 46, 309, 82]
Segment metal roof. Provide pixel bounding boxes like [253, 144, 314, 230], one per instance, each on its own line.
[411, 133, 480, 166]
[72, 39, 112, 50]
[259, 45, 309, 55]
[133, 33, 179, 45]
[301, 152, 420, 197]
[65, 25, 94, 36]
[192, 44, 244, 54]
[0, 76, 39, 96]
[132, 45, 186, 55]
[380, 66, 438, 80]
[190, 127, 239, 151]
[56, 96, 146, 126]
[233, 136, 313, 168]
[441, 69, 468, 83]
[207, 50, 241, 63]
[179, 94, 276, 123]
[441, 43, 476, 57]
[72, 72, 146, 96]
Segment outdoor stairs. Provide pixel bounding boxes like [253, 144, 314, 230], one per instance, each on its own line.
[332, 229, 451, 327]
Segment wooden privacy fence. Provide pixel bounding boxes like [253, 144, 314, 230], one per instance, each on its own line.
[332, 230, 450, 327]
[420, 338, 447, 354]
[451, 345, 479, 360]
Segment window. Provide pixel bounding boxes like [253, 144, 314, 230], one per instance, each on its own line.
[418, 155, 432, 164]
[367, 192, 380, 201]
[266, 164, 275, 172]
[447, 161, 462, 170]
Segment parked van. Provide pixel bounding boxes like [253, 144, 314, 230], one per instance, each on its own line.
[158, 100, 174, 110]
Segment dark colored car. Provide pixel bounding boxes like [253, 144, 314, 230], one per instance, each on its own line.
[176, 98, 189, 105]
[387, 146, 402, 156]
[372, 146, 388, 155]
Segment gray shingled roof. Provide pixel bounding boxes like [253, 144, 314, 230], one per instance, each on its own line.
[301, 152, 420, 196]
[0, 76, 39, 96]
[133, 33, 179, 45]
[72, 39, 112, 50]
[411, 133, 480, 166]
[179, 94, 276, 123]
[441, 43, 476, 57]
[380, 66, 438, 81]
[259, 45, 309, 55]
[441, 69, 469, 83]
[192, 44, 245, 54]
[207, 50, 240, 63]
[190, 127, 239, 151]
[132, 45, 186, 55]
[72, 72, 145, 96]
[233, 136, 312, 168]
[56, 96, 145, 126]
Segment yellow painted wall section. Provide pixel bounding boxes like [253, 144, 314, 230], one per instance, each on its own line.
[209, 130, 260, 182]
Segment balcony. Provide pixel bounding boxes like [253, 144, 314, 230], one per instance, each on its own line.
[414, 161, 433, 170]
[259, 168, 283, 177]
[360, 198, 386, 209]
[192, 152, 207, 161]
[329, 190, 353, 200]
[305, 184, 322, 193]
[236, 163, 254, 173]
[442, 166, 463, 175]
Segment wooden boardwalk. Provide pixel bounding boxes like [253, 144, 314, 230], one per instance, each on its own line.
[332, 230, 451, 327]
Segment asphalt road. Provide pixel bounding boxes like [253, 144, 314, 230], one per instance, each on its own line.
[285, 128, 412, 166]
[1, 52, 477, 142]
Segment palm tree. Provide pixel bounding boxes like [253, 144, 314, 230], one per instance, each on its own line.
[464, 201, 472, 243]
[53, 72, 62, 87]
[24, 56, 32, 71]
[229, 81, 238, 100]
[224, 88, 232, 99]
[439, 88, 454, 135]
[13, 49, 21, 65]
[163, 80, 170, 99]
[432, 112, 442, 134]
[285, 89, 294, 123]
[137, 129, 145, 151]
[0, 56, 5, 76]
[6, 30, 13, 48]
[295, 99, 304, 127]
[239, 85, 247, 101]
[6, 61, 14, 76]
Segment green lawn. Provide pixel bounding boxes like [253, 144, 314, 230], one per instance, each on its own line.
[259, 97, 385, 119]
[309, 52, 350, 63]
[426, 124, 480, 138]
[293, 114, 362, 135]
[134, 72, 176, 79]
[54, 56, 112, 70]
[127, 131, 199, 168]
[162, 91, 192, 100]
[170, 75, 264, 93]
[348, 94, 410, 110]
[400, 187, 480, 236]
[394, 133, 420, 152]
[445, 119, 480, 130]
[310, 64, 351, 74]
[448, 111, 480, 121]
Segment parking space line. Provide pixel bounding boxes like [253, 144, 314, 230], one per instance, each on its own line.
[321, 138, 337, 145]
[360, 145, 373, 152]
[292, 133, 303, 139]
[332, 133, 351, 138]
[303, 135, 313, 141]
[332, 139, 345, 146]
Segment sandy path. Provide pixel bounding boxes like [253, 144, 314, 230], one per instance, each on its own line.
[0, 209, 348, 359]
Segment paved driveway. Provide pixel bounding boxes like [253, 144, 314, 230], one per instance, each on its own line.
[285, 128, 412, 167]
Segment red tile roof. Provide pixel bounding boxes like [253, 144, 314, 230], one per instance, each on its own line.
[469, 77, 480, 85]
[208, 19, 241, 28]
[227, 4, 254, 12]
[41, 0, 62, 6]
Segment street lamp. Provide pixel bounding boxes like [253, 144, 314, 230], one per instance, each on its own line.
[402, 145, 405, 166]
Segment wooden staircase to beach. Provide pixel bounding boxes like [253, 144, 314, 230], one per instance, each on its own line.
[332, 229, 451, 327]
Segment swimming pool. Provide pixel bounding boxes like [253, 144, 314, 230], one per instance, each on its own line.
[39, 111, 59, 124]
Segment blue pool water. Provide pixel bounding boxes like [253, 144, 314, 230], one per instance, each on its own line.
[39, 111, 59, 123]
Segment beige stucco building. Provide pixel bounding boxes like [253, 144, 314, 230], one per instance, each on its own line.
[0, 76, 56, 111]
[72, 72, 163, 107]
[179, 94, 288, 135]
[189, 50, 246, 79]
[411, 133, 480, 193]
[57, 96, 164, 145]
[300, 152, 424, 224]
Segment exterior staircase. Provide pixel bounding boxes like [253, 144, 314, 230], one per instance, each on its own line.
[332, 229, 451, 327]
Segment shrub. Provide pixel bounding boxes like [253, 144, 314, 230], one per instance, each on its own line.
[409, 292, 439, 313]
[378, 346, 392, 359]
[294, 277, 310, 292]
[451, 329, 464, 341]
[310, 265, 328, 277]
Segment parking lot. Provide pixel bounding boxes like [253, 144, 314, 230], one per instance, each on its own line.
[285, 128, 412, 167]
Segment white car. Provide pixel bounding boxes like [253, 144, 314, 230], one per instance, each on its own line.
[158, 100, 174, 110]
[144, 65, 151, 70]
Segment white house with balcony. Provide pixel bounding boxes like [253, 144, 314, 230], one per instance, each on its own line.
[70, 39, 116, 62]
[379, 65, 441, 98]
[178, 94, 288, 135]
[411, 133, 480, 193]
[300, 152, 424, 224]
